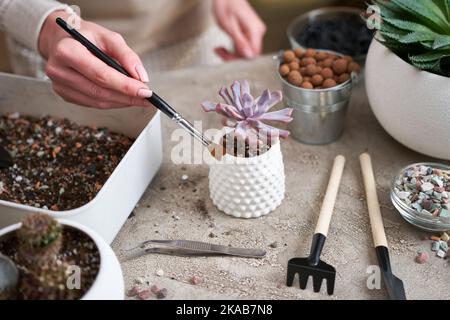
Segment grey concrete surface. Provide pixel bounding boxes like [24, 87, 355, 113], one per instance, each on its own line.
[112, 56, 450, 300]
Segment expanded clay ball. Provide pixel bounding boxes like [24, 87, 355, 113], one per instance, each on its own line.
[321, 67, 334, 79]
[301, 81, 314, 89]
[287, 70, 302, 86]
[342, 55, 354, 63]
[311, 74, 324, 86]
[304, 48, 316, 58]
[323, 78, 337, 88]
[279, 49, 358, 90]
[300, 67, 307, 76]
[301, 57, 316, 67]
[305, 64, 317, 76]
[283, 50, 296, 63]
[279, 64, 290, 76]
[294, 47, 304, 58]
[322, 58, 334, 68]
[332, 59, 348, 75]
[337, 73, 351, 84]
[289, 61, 300, 71]
[315, 51, 328, 61]
[348, 62, 361, 74]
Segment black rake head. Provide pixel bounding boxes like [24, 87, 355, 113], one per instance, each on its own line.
[287, 257, 336, 295]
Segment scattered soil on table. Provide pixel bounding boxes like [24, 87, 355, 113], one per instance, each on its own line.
[0, 226, 100, 300]
[194, 199, 208, 216]
[0, 113, 133, 210]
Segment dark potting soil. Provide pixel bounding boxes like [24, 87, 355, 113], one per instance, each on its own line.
[0, 226, 100, 300]
[0, 113, 133, 211]
[296, 16, 373, 57]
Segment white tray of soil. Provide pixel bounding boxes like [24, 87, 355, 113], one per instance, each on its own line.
[0, 73, 163, 243]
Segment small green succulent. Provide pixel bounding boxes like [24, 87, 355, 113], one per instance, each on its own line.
[370, 0, 450, 77]
[18, 213, 62, 249]
[17, 213, 62, 267]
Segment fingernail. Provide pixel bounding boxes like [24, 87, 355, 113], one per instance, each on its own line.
[136, 65, 149, 83]
[137, 88, 153, 98]
[243, 47, 254, 59]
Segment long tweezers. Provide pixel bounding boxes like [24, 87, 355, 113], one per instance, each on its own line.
[125, 240, 266, 259]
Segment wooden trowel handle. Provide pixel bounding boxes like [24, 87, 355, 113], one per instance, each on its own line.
[314, 155, 346, 237]
[359, 153, 388, 248]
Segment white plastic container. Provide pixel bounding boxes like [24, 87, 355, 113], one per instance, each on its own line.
[0, 219, 124, 300]
[208, 139, 285, 218]
[0, 73, 163, 243]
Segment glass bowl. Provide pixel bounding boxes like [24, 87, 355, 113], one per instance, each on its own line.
[390, 162, 450, 232]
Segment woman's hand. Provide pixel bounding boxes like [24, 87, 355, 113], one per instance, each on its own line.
[38, 11, 152, 109]
[213, 0, 266, 59]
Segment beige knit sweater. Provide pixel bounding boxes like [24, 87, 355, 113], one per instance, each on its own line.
[0, 0, 216, 76]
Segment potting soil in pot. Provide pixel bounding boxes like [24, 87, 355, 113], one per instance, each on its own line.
[0, 113, 133, 210]
[0, 226, 100, 300]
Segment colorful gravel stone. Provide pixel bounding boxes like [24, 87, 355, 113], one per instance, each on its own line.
[394, 164, 450, 219]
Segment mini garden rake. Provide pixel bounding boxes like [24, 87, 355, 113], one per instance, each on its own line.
[287, 155, 345, 295]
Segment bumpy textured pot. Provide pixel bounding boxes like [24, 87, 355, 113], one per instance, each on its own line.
[0, 219, 124, 300]
[365, 39, 450, 160]
[208, 141, 285, 218]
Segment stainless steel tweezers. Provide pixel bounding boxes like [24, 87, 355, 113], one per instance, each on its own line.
[125, 240, 266, 259]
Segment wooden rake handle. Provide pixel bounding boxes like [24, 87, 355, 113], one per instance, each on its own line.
[314, 155, 346, 237]
[359, 153, 388, 248]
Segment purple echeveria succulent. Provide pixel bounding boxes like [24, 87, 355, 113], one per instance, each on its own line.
[201, 80, 293, 142]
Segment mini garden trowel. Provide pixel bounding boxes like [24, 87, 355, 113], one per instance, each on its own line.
[360, 153, 406, 300]
[287, 155, 346, 295]
[0, 145, 13, 169]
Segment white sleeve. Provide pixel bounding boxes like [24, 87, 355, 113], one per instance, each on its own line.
[0, 0, 69, 52]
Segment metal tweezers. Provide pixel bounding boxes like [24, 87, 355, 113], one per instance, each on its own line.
[124, 240, 266, 259]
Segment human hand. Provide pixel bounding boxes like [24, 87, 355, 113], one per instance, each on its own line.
[38, 11, 152, 109]
[213, 0, 266, 59]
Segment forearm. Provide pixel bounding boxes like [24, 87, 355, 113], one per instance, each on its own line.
[0, 0, 68, 52]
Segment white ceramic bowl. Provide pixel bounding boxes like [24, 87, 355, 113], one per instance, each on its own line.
[0, 219, 124, 300]
[208, 140, 285, 218]
[365, 40, 450, 160]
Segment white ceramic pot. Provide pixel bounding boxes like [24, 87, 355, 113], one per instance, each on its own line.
[365, 39, 450, 160]
[208, 140, 285, 218]
[0, 219, 124, 300]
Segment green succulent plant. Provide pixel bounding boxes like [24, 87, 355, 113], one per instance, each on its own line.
[370, 0, 450, 77]
[17, 213, 62, 267]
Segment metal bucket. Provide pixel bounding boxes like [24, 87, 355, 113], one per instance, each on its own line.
[277, 59, 354, 145]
